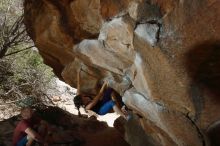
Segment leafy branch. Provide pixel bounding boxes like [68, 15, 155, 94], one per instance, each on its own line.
[0, 8, 32, 58]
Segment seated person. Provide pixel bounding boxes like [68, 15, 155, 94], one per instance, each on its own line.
[73, 68, 129, 119]
[13, 107, 48, 146]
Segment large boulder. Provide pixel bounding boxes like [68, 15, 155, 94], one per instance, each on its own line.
[24, 0, 220, 145]
[0, 106, 129, 146]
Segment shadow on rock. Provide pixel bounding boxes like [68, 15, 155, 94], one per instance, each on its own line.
[0, 106, 129, 146]
[185, 41, 220, 119]
[186, 41, 220, 145]
[186, 41, 220, 97]
[206, 121, 220, 146]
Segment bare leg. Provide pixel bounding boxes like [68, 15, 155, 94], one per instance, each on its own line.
[113, 105, 127, 119]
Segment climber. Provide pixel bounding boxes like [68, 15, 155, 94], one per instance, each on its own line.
[73, 68, 129, 120]
[13, 107, 49, 146]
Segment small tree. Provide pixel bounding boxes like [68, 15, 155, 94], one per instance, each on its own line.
[0, 0, 54, 107]
[0, 0, 33, 59]
[0, 49, 54, 106]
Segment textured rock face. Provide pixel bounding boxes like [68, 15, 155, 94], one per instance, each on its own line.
[0, 107, 129, 146]
[24, 0, 220, 146]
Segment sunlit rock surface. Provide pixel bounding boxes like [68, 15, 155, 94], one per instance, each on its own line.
[24, 0, 220, 145]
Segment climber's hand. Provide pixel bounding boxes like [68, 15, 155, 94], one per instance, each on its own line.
[121, 105, 128, 115]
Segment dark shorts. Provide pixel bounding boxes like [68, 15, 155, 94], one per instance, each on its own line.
[92, 88, 116, 115]
[97, 100, 116, 115]
[16, 136, 28, 146]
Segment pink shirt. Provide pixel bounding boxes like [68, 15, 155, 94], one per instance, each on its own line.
[12, 115, 41, 146]
[12, 120, 30, 146]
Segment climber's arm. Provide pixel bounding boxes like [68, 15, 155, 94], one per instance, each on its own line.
[76, 68, 81, 95]
[25, 128, 43, 143]
[85, 81, 107, 110]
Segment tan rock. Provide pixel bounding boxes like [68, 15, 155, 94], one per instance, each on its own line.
[24, 0, 220, 145]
